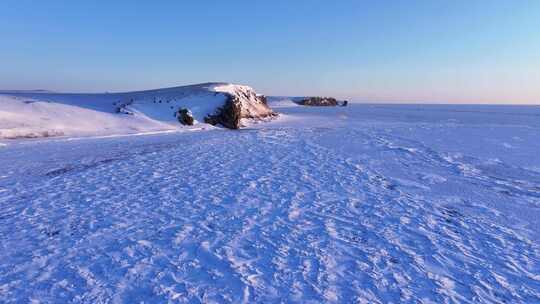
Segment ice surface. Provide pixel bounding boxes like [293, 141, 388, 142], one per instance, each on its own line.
[0, 101, 539, 303]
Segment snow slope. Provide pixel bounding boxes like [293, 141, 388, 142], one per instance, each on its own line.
[0, 83, 273, 139]
[0, 101, 539, 303]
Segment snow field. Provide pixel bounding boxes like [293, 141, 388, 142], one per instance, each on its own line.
[0, 102, 539, 302]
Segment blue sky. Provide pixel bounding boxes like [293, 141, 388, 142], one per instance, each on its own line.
[1, 0, 539, 103]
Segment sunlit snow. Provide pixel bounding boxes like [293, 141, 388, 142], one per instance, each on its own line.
[0, 98, 539, 303]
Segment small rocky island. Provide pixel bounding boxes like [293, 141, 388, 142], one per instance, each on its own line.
[296, 97, 348, 107]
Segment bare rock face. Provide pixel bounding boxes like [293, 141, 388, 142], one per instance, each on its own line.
[177, 108, 194, 126]
[204, 95, 241, 129]
[204, 86, 277, 129]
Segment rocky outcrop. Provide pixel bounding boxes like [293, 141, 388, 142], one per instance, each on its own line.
[177, 108, 194, 126]
[295, 97, 349, 107]
[204, 85, 277, 129]
[204, 95, 241, 129]
[297, 97, 338, 106]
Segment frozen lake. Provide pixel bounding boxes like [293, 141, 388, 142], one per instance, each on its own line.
[1, 102, 539, 303]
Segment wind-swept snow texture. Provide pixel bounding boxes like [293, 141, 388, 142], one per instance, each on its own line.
[1, 100, 540, 303]
[0, 83, 273, 139]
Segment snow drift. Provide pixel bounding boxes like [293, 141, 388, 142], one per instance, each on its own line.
[0, 83, 276, 139]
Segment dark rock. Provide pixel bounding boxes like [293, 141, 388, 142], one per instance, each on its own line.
[177, 108, 194, 126]
[297, 97, 339, 106]
[342, 100, 348, 107]
[115, 98, 134, 115]
[204, 95, 242, 129]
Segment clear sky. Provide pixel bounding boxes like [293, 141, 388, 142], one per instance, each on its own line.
[1, 1, 539, 104]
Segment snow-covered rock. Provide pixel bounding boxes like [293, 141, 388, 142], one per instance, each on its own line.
[0, 83, 277, 139]
[205, 84, 277, 129]
[298, 96, 338, 106]
[296, 96, 348, 106]
[213, 84, 275, 120]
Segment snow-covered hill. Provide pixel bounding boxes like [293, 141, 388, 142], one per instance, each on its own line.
[0, 83, 275, 139]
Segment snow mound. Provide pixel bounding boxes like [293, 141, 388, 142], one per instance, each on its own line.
[0, 83, 276, 139]
[0, 95, 172, 139]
